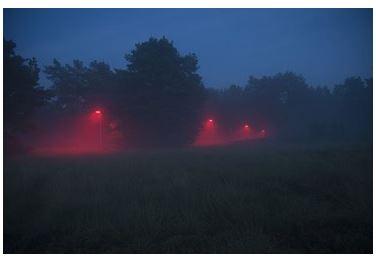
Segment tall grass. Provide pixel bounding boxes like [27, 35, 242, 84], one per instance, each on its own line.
[4, 141, 372, 253]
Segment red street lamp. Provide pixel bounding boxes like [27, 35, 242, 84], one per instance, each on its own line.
[206, 119, 215, 128]
[260, 129, 266, 138]
[95, 110, 103, 147]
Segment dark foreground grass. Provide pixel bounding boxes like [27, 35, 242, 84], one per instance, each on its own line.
[4, 141, 372, 253]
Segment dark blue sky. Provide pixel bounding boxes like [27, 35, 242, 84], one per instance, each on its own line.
[4, 8, 373, 88]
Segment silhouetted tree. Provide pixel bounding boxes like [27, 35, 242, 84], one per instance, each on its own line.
[118, 37, 206, 147]
[45, 59, 89, 114]
[205, 72, 372, 143]
[4, 39, 49, 154]
[45, 59, 121, 119]
[244, 72, 311, 138]
[333, 76, 372, 141]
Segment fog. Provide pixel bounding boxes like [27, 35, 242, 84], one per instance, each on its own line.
[4, 37, 372, 156]
[3, 9, 373, 254]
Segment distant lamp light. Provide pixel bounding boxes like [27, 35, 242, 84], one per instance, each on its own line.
[95, 110, 102, 114]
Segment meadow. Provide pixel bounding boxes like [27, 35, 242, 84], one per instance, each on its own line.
[4, 140, 372, 253]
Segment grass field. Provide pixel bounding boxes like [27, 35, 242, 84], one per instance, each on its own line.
[4, 141, 373, 253]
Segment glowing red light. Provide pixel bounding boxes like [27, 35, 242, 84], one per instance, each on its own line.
[95, 110, 102, 114]
[208, 119, 213, 123]
[244, 124, 249, 128]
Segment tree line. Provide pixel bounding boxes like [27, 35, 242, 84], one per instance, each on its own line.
[4, 37, 372, 153]
[205, 73, 372, 142]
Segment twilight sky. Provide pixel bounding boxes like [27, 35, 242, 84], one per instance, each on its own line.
[4, 8, 373, 88]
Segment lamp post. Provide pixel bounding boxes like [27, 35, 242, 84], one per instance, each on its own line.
[95, 110, 103, 148]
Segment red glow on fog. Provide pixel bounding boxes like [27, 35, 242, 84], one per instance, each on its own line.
[242, 123, 251, 136]
[194, 118, 225, 146]
[32, 111, 267, 155]
[194, 119, 267, 147]
[32, 110, 123, 156]
[205, 119, 215, 129]
[231, 123, 251, 142]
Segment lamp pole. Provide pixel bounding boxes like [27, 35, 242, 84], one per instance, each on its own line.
[95, 110, 103, 149]
[99, 114, 103, 148]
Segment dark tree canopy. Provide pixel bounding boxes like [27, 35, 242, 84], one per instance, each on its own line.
[44, 59, 120, 123]
[4, 39, 49, 153]
[45, 59, 90, 114]
[332, 76, 372, 140]
[245, 72, 312, 137]
[205, 72, 372, 142]
[120, 37, 206, 147]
